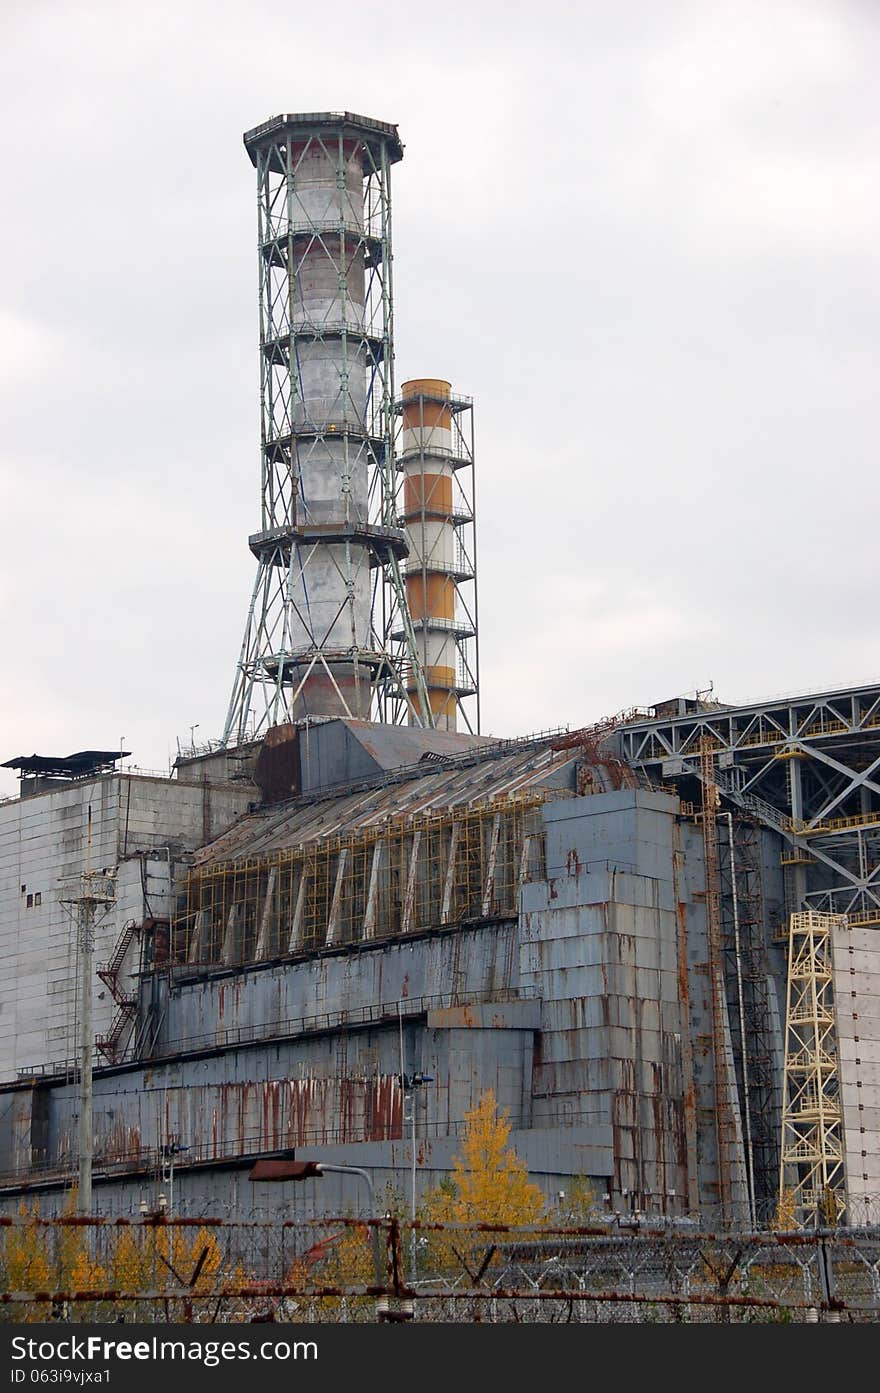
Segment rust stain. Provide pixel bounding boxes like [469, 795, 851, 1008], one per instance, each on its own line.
[676, 903, 689, 1001]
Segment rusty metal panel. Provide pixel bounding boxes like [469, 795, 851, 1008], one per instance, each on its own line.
[426, 1001, 541, 1031]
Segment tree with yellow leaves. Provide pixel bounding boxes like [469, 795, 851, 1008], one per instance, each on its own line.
[304, 1222, 378, 1321]
[771, 1188, 799, 1232]
[56, 1189, 109, 1320]
[419, 1090, 545, 1281]
[1, 1204, 52, 1323]
[111, 1222, 226, 1320]
[0, 1194, 113, 1324]
[552, 1175, 603, 1225]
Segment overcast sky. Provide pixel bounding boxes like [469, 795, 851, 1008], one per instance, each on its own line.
[1, 0, 877, 794]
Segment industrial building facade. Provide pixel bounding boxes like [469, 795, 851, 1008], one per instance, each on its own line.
[0, 113, 877, 1235]
[1, 692, 877, 1229]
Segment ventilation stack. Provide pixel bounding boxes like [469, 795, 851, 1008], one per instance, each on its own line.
[397, 379, 479, 732]
[223, 112, 431, 745]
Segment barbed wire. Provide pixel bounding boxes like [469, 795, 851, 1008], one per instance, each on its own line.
[1, 1217, 878, 1323]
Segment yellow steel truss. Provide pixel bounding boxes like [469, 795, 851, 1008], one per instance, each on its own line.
[779, 910, 848, 1228]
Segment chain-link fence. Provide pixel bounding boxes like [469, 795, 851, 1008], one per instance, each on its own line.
[1, 1216, 878, 1323]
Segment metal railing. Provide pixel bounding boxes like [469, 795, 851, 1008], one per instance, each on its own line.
[153, 986, 538, 1059]
[11, 986, 539, 1088]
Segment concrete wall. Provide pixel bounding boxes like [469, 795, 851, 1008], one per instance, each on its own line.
[523, 792, 695, 1213]
[151, 921, 522, 1056]
[0, 786, 771, 1227]
[832, 923, 880, 1225]
[0, 775, 251, 1080]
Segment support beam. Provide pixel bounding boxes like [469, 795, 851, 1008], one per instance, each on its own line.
[187, 909, 207, 964]
[363, 840, 385, 941]
[401, 832, 422, 934]
[222, 903, 241, 966]
[287, 873, 306, 954]
[254, 868, 277, 960]
[482, 813, 502, 917]
[440, 822, 460, 924]
[325, 849, 349, 947]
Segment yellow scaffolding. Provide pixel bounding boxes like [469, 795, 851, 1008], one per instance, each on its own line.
[174, 794, 550, 966]
[779, 910, 848, 1228]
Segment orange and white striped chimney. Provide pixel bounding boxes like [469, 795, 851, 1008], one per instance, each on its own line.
[398, 379, 475, 731]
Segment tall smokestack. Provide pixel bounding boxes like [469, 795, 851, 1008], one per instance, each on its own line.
[223, 112, 430, 744]
[398, 379, 479, 732]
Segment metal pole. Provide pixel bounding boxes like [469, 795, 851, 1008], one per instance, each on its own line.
[63, 827, 115, 1220]
[410, 1094, 417, 1281]
[76, 880, 94, 1215]
[312, 1164, 382, 1288]
[397, 1004, 417, 1277]
[727, 812, 756, 1228]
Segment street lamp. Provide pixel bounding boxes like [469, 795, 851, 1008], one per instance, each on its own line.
[248, 1159, 384, 1301]
[160, 1140, 191, 1218]
[399, 1072, 433, 1282]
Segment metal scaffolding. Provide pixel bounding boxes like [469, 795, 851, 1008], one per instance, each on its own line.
[779, 910, 847, 1229]
[698, 739, 741, 1227]
[621, 684, 880, 923]
[223, 112, 431, 744]
[175, 796, 548, 967]
[718, 814, 779, 1227]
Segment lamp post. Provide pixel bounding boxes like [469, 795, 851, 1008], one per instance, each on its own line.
[400, 1072, 433, 1282]
[160, 1140, 190, 1218]
[306, 1163, 382, 1289]
[249, 1158, 385, 1311]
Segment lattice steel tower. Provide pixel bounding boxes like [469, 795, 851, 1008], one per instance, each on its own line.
[224, 112, 431, 745]
[779, 911, 848, 1227]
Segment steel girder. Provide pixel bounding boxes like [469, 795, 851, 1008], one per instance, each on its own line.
[620, 684, 880, 920]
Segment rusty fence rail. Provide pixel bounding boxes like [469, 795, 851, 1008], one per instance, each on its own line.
[1, 1217, 879, 1323]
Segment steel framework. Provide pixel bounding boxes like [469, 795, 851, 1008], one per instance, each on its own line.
[620, 684, 880, 922]
[698, 741, 742, 1227]
[175, 795, 547, 967]
[223, 112, 431, 745]
[779, 911, 847, 1228]
[717, 815, 780, 1226]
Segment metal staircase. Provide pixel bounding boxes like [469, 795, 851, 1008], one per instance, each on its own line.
[95, 920, 141, 1063]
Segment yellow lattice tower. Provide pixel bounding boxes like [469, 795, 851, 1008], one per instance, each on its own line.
[779, 910, 848, 1228]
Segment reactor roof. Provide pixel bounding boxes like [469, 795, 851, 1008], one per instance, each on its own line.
[189, 722, 637, 870]
[242, 111, 404, 166]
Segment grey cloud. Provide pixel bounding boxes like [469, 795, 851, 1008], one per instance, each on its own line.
[1, 0, 877, 795]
